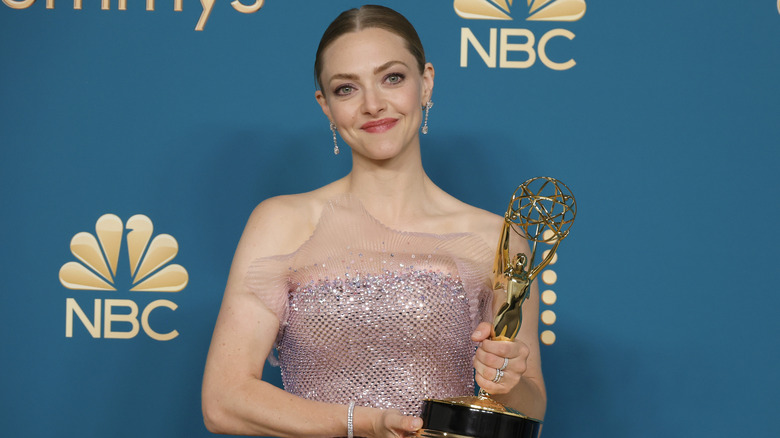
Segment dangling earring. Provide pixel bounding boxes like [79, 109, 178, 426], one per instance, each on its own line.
[330, 121, 339, 155]
[421, 100, 434, 135]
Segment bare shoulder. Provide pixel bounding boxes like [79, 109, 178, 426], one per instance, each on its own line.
[435, 197, 504, 249]
[466, 207, 503, 249]
[241, 191, 333, 258]
[442, 199, 530, 256]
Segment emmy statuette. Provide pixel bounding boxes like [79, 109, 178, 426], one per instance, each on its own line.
[417, 177, 576, 438]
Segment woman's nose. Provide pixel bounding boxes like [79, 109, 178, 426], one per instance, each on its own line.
[361, 87, 386, 116]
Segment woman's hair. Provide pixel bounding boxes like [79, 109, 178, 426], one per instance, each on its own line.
[314, 5, 426, 90]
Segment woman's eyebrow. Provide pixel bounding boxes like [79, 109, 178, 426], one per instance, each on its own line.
[328, 60, 410, 83]
[373, 60, 408, 74]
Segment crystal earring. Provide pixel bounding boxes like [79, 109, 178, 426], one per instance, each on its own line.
[330, 121, 339, 155]
[421, 100, 434, 135]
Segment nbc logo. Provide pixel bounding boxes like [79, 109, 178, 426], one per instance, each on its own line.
[455, 0, 587, 70]
[454, 0, 586, 21]
[60, 214, 187, 341]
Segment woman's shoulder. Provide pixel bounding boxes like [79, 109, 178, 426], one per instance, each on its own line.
[454, 202, 504, 248]
[441, 194, 503, 233]
[426, 192, 504, 250]
[456, 201, 503, 228]
[443, 200, 531, 263]
[242, 187, 343, 258]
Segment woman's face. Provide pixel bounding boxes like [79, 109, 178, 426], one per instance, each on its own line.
[315, 27, 434, 162]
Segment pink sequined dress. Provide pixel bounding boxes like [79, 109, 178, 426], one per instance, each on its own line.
[247, 196, 494, 416]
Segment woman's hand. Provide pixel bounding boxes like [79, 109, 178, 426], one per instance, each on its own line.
[356, 406, 423, 438]
[471, 321, 530, 395]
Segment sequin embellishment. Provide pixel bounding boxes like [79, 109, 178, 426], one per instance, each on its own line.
[280, 268, 475, 415]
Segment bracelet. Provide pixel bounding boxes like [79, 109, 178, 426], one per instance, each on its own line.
[347, 401, 355, 438]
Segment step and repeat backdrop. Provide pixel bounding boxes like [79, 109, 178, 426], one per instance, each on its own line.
[2, 1, 779, 437]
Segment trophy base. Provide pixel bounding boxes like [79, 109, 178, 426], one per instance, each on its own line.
[417, 396, 542, 438]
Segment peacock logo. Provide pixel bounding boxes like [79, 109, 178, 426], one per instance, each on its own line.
[454, 0, 586, 22]
[60, 214, 188, 292]
[60, 214, 187, 341]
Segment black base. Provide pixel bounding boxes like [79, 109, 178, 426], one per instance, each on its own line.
[420, 399, 542, 438]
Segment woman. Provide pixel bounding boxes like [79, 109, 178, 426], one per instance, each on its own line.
[202, 5, 545, 437]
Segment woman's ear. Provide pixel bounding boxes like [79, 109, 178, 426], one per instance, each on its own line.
[421, 62, 435, 104]
[315, 90, 332, 121]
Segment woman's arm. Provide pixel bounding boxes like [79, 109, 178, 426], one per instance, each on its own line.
[201, 197, 423, 437]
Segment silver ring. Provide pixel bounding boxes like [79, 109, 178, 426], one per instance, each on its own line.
[499, 357, 509, 371]
[492, 368, 504, 383]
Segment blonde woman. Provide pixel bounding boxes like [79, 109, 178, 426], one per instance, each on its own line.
[202, 5, 545, 437]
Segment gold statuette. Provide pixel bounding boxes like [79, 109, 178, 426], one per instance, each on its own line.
[418, 177, 576, 438]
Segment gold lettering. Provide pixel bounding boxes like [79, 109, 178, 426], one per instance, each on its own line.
[57, 0, 81, 9]
[6, 0, 254, 31]
[461, 28, 497, 68]
[116, 0, 170, 11]
[3, 0, 35, 9]
[34, 0, 106, 9]
[66, 298, 101, 338]
[196, 0, 215, 31]
[104, 299, 139, 339]
[538, 29, 576, 71]
[141, 299, 179, 341]
[500, 28, 535, 69]
[143, 0, 154, 11]
[231, 0, 263, 14]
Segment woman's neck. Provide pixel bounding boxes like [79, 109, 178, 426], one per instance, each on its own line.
[343, 150, 441, 226]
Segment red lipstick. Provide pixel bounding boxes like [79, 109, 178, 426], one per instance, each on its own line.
[361, 118, 398, 133]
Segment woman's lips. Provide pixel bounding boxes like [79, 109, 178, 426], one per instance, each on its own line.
[361, 118, 398, 133]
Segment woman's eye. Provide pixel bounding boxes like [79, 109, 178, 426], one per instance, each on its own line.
[334, 85, 354, 96]
[385, 73, 405, 84]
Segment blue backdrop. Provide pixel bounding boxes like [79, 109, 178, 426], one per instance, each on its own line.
[1, 1, 779, 437]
